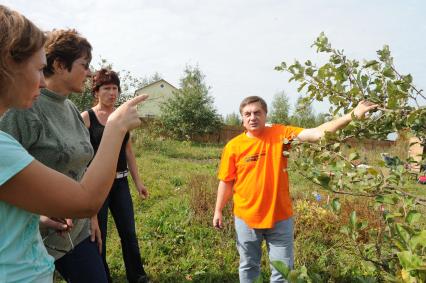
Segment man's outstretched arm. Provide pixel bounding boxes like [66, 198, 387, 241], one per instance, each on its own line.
[213, 180, 234, 229]
[296, 100, 378, 143]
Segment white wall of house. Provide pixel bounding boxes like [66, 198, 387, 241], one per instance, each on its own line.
[135, 79, 178, 117]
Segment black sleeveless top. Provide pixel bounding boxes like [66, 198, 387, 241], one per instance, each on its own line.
[87, 109, 130, 172]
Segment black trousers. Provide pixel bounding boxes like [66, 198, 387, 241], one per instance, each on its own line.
[98, 177, 147, 283]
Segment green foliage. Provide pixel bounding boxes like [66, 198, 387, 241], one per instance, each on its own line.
[224, 112, 241, 126]
[290, 96, 318, 128]
[159, 65, 223, 140]
[268, 90, 328, 128]
[68, 80, 93, 112]
[270, 261, 322, 283]
[269, 91, 291, 124]
[137, 72, 163, 89]
[292, 198, 378, 281]
[315, 112, 329, 126]
[276, 33, 426, 282]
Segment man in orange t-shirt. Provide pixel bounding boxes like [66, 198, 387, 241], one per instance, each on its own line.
[213, 96, 377, 283]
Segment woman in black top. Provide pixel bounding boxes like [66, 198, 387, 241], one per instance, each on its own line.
[81, 68, 149, 283]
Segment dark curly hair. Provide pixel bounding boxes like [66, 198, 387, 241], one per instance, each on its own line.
[91, 68, 121, 95]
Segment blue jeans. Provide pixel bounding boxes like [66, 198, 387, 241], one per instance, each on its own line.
[98, 177, 147, 283]
[55, 236, 108, 283]
[235, 217, 294, 283]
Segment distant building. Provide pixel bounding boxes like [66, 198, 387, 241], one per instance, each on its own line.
[135, 79, 178, 118]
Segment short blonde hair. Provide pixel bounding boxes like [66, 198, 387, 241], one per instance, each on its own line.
[0, 5, 46, 94]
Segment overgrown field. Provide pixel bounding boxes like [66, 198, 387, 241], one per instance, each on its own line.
[57, 130, 426, 282]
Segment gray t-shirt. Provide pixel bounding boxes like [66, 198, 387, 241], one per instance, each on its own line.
[0, 88, 94, 260]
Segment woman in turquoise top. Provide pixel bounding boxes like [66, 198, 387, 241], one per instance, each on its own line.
[0, 5, 148, 283]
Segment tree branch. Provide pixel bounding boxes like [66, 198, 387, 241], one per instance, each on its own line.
[294, 170, 378, 197]
[382, 186, 426, 206]
[391, 65, 426, 101]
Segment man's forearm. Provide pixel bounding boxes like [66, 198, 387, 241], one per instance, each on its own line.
[296, 112, 353, 143]
[214, 180, 233, 213]
[296, 101, 377, 143]
[316, 112, 352, 135]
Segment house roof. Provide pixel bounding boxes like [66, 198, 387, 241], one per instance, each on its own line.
[134, 79, 178, 94]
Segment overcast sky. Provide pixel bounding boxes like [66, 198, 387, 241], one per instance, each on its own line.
[4, 0, 426, 116]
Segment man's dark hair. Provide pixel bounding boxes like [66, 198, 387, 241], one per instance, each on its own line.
[239, 96, 268, 114]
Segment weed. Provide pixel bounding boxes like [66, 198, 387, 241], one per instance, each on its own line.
[187, 174, 234, 236]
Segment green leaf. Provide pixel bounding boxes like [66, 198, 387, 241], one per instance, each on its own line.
[271, 261, 290, 278]
[253, 275, 264, 283]
[340, 226, 350, 235]
[403, 74, 413, 84]
[350, 211, 357, 228]
[331, 198, 341, 213]
[357, 220, 368, 230]
[288, 270, 300, 282]
[392, 238, 406, 251]
[397, 251, 424, 271]
[395, 223, 411, 244]
[375, 195, 398, 205]
[364, 60, 379, 68]
[332, 143, 341, 150]
[383, 67, 395, 79]
[309, 272, 323, 282]
[316, 174, 331, 188]
[377, 45, 392, 62]
[405, 210, 421, 225]
[361, 75, 369, 88]
[384, 212, 403, 221]
[297, 82, 308, 92]
[387, 95, 397, 109]
[349, 152, 360, 161]
[366, 167, 379, 176]
[409, 230, 426, 250]
[299, 265, 308, 277]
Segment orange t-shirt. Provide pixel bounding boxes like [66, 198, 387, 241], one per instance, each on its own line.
[218, 124, 303, 229]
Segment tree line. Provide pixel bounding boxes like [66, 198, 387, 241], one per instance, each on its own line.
[68, 62, 344, 140]
[224, 91, 328, 128]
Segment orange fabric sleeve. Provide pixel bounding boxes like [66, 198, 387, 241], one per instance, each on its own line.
[218, 142, 237, 182]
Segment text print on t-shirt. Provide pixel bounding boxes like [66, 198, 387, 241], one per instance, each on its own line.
[244, 151, 266, 163]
